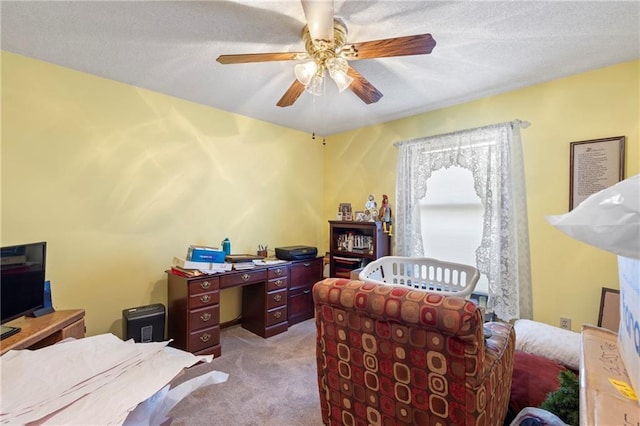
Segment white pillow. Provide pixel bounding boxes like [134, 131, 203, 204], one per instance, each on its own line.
[514, 319, 581, 370]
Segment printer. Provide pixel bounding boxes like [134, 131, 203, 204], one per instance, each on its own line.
[275, 245, 318, 261]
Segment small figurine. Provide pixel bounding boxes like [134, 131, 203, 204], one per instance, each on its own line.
[378, 194, 392, 234]
[347, 232, 354, 252]
[365, 194, 378, 221]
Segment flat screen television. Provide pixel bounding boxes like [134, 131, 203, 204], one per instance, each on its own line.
[1, 242, 47, 324]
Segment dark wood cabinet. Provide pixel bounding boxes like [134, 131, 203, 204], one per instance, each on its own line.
[329, 220, 390, 278]
[288, 257, 323, 325]
[167, 274, 222, 356]
[241, 266, 289, 338]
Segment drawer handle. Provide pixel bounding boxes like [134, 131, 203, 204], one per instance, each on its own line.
[273, 311, 282, 319]
[200, 312, 211, 321]
[273, 294, 282, 302]
[274, 268, 283, 276]
[200, 333, 211, 342]
[200, 294, 211, 303]
[303, 262, 311, 267]
[242, 273, 251, 281]
[303, 289, 311, 295]
[274, 279, 283, 287]
[200, 281, 211, 290]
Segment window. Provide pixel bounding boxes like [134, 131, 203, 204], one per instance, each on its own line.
[394, 120, 532, 320]
[420, 166, 488, 293]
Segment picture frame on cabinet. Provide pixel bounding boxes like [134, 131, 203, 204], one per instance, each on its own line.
[569, 136, 625, 210]
[339, 203, 352, 221]
[354, 211, 367, 221]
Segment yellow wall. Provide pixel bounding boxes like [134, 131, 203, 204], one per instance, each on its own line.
[3, 51, 638, 336]
[1, 52, 325, 336]
[323, 60, 639, 330]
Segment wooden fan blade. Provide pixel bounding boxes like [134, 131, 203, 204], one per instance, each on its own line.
[347, 67, 383, 104]
[277, 80, 306, 107]
[217, 52, 306, 64]
[342, 33, 436, 60]
[301, 0, 334, 45]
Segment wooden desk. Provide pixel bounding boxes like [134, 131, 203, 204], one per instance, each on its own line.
[0, 309, 85, 356]
[167, 258, 323, 357]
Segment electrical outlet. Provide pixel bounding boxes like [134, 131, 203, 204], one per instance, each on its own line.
[560, 317, 571, 330]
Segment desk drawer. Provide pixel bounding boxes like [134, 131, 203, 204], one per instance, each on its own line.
[268, 266, 288, 279]
[266, 306, 287, 327]
[267, 276, 288, 292]
[189, 290, 219, 309]
[189, 305, 219, 331]
[189, 277, 219, 295]
[288, 289, 314, 325]
[221, 270, 267, 288]
[189, 325, 220, 353]
[266, 288, 288, 310]
[288, 258, 323, 325]
[289, 258, 323, 292]
[263, 321, 288, 338]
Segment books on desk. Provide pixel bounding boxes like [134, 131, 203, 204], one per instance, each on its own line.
[225, 254, 263, 263]
[186, 245, 225, 263]
[171, 254, 287, 274]
[252, 259, 287, 266]
[171, 257, 232, 277]
[232, 262, 255, 270]
[232, 258, 288, 270]
[173, 257, 210, 270]
[170, 266, 203, 278]
[225, 254, 264, 270]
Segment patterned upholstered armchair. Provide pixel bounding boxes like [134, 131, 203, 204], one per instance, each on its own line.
[313, 278, 515, 426]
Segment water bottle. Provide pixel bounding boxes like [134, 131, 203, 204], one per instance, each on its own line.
[222, 238, 231, 256]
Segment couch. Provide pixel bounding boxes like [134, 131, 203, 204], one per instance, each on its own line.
[313, 277, 515, 426]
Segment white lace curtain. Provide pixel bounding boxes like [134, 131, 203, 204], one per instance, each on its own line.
[394, 120, 532, 320]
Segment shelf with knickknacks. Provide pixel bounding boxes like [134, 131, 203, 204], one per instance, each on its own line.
[378, 194, 392, 236]
[328, 219, 391, 278]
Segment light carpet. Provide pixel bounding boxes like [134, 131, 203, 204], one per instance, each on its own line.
[168, 318, 323, 426]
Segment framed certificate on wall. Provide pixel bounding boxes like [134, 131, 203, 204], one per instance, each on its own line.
[569, 136, 625, 210]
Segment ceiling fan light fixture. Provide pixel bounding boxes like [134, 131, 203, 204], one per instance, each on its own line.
[326, 57, 353, 92]
[304, 71, 324, 96]
[294, 60, 318, 86]
[326, 57, 347, 74]
[330, 70, 353, 92]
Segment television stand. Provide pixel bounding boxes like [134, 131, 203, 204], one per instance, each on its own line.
[0, 309, 85, 356]
[31, 306, 55, 317]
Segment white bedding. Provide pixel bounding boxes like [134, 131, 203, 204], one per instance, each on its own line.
[514, 319, 581, 370]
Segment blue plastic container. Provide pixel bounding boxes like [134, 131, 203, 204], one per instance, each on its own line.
[222, 238, 231, 256]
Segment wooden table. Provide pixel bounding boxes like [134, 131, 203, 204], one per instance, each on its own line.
[0, 309, 85, 355]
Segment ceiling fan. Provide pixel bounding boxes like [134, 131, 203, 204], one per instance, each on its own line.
[216, 0, 436, 107]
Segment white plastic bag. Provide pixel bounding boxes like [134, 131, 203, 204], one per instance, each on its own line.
[546, 174, 640, 259]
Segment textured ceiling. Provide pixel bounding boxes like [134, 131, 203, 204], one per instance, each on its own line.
[2, 1, 639, 136]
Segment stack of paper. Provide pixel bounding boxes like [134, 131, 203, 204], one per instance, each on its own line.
[0, 334, 214, 425]
[232, 262, 255, 270]
[171, 257, 232, 276]
[252, 259, 287, 266]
